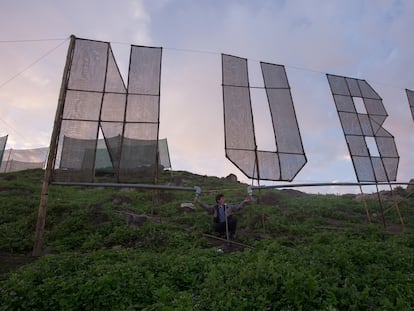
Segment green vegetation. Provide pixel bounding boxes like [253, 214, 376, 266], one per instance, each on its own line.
[0, 169, 413, 310]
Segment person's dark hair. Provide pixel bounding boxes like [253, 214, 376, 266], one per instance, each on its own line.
[215, 193, 224, 203]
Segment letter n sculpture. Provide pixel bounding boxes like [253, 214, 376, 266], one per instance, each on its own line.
[33, 35, 162, 255]
[52, 37, 162, 184]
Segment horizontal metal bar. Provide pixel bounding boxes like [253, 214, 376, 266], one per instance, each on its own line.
[66, 88, 159, 97]
[250, 181, 413, 190]
[51, 181, 198, 192]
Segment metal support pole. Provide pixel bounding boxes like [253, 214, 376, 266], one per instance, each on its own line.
[225, 204, 230, 241]
[51, 181, 198, 192]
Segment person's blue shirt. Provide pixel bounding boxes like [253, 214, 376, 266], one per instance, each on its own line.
[217, 205, 226, 223]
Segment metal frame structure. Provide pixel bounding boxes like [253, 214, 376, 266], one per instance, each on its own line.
[0, 134, 8, 166]
[222, 54, 307, 182]
[33, 35, 195, 256]
[406, 88, 414, 121]
[326, 74, 399, 183]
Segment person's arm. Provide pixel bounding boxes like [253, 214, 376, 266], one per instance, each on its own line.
[229, 196, 251, 212]
[195, 198, 214, 214]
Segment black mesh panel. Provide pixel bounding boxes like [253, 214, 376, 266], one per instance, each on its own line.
[327, 74, 399, 182]
[52, 38, 162, 183]
[406, 89, 414, 121]
[222, 54, 306, 181]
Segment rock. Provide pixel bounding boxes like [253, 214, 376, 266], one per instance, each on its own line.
[170, 175, 183, 186]
[127, 214, 149, 227]
[225, 173, 238, 182]
[115, 210, 152, 228]
[180, 202, 195, 211]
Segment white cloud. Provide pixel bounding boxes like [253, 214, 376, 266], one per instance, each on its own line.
[131, 0, 151, 21]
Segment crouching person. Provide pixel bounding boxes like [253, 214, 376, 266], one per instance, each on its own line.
[196, 193, 250, 239]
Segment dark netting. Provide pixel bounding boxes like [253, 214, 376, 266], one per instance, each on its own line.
[353, 156, 375, 181]
[0, 135, 7, 164]
[226, 149, 257, 178]
[56, 136, 170, 178]
[338, 111, 363, 135]
[256, 151, 280, 180]
[58, 135, 97, 181]
[55, 119, 98, 182]
[406, 89, 414, 121]
[95, 138, 112, 173]
[158, 138, 171, 169]
[327, 74, 399, 182]
[52, 38, 162, 183]
[0, 147, 48, 173]
[222, 54, 306, 181]
[1, 160, 45, 173]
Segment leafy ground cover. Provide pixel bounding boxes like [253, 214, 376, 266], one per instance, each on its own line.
[0, 169, 413, 310]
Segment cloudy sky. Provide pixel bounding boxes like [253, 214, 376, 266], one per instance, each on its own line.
[0, 0, 413, 194]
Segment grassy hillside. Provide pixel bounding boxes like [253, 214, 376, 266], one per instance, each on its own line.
[0, 169, 413, 310]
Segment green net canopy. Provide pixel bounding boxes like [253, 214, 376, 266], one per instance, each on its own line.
[0, 147, 48, 173]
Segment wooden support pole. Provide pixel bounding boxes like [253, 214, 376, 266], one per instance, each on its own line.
[32, 35, 76, 256]
[375, 184, 387, 231]
[203, 234, 254, 249]
[389, 185, 405, 231]
[359, 185, 371, 224]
